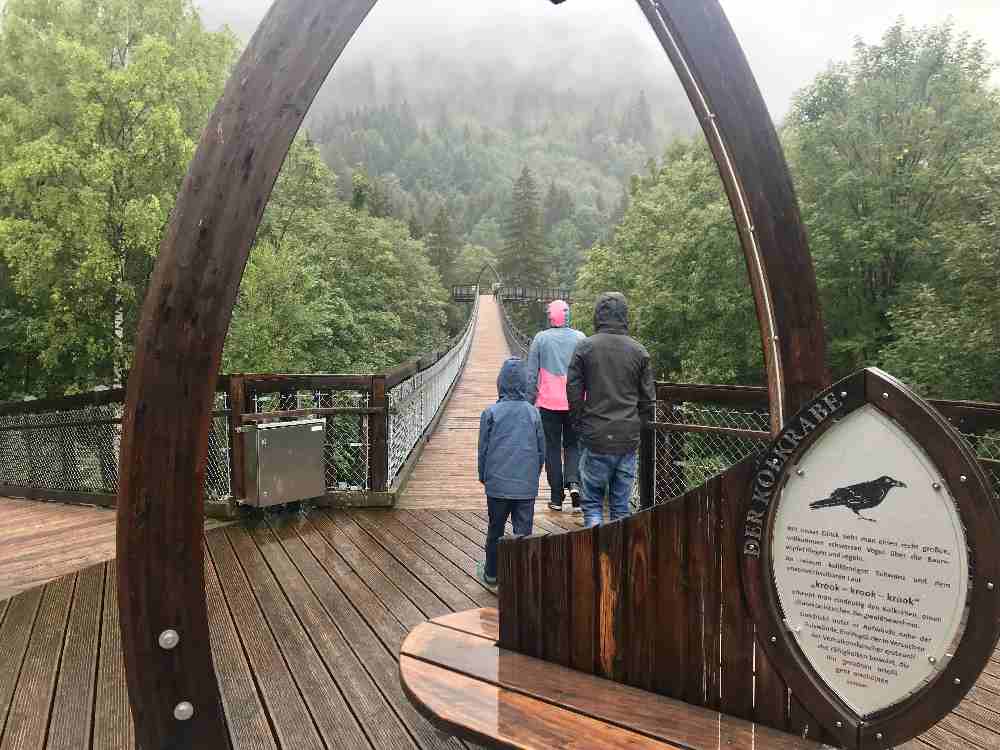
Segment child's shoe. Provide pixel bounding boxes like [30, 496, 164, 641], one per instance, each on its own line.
[476, 562, 498, 590]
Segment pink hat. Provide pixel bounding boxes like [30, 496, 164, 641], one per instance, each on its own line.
[547, 299, 570, 327]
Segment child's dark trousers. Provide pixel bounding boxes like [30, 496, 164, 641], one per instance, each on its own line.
[484, 498, 534, 579]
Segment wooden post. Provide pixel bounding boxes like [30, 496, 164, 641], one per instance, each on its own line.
[368, 375, 389, 492]
[227, 375, 246, 500]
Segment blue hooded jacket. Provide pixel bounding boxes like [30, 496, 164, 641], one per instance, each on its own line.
[478, 358, 545, 499]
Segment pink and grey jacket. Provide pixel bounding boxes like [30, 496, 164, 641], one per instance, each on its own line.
[526, 300, 585, 412]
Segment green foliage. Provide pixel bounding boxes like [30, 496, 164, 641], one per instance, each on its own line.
[787, 20, 1000, 380]
[0, 0, 237, 395]
[501, 166, 547, 283]
[224, 139, 450, 374]
[575, 141, 761, 383]
[576, 19, 1000, 400]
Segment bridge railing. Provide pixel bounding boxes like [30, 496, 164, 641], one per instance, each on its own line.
[385, 294, 480, 489]
[647, 383, 1000, 505]
[0, 297, 480, 511]
[0, 382, 233, 513]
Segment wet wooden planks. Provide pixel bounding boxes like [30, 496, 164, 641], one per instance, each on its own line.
[0, 498, 116, 600]
[0, 509, 498, 749]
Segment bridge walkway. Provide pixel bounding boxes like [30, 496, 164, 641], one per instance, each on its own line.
[399, 293, 558, 511]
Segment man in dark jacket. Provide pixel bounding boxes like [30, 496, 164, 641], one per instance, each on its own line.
[477, 357, 546, 586]
[567, 293, 656, 527]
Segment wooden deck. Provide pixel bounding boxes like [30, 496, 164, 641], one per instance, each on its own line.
[0, 507, 583, 749]
[0, 498, 117, 601]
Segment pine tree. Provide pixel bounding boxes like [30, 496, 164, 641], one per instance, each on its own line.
[501, 166, 547, 282]
[426, 206, 458, 284]
[543, 180, 575, 236]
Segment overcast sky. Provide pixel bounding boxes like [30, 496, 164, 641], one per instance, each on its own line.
[196, 0, 1000, 119]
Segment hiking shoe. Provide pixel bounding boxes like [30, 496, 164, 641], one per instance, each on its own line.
[476, 562, 498, 590]
[568, 482, 581, 507]
[548, 500, 563, 511]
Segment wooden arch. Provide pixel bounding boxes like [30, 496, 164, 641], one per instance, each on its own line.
[116, 0, 828, 747]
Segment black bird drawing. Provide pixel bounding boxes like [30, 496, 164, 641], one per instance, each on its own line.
[808, 476, 907, 522]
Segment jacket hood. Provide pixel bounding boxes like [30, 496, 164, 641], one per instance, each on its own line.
[593, 292, 629, 334]
[547, 299, 570, 328]
[497, 357, 528, 400]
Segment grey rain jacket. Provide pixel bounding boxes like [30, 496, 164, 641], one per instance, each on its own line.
[478, 357, 546, 499]
[566, 293, 656, 455]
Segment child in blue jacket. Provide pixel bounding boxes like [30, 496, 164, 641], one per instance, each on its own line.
[477, 357, 546, 587]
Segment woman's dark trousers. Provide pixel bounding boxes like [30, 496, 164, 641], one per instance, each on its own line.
[539, 407, 581, 506]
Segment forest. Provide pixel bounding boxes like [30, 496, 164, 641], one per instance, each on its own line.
[0, 1, 998, 403]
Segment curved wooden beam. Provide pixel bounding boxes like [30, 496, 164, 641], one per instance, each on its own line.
[116, 1, 377, 747]
[637, 0, 830, 431]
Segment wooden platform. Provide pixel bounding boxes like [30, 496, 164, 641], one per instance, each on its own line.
[399, 295, 557, 511]
[3, 504, 998, 749]
[0, 507, 584, 749]
[0, 497, 117, 600]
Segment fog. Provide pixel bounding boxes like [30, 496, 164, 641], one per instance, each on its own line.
[196, 0, 1000, 122]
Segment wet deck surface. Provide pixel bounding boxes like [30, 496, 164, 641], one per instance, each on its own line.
[0, 507, 584, 749]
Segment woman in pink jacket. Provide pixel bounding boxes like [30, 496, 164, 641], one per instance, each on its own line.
[526, 300, 586, 512]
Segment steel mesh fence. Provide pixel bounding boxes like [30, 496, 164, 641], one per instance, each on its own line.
[249, 389, 370, 491]
[650, 401, 770, 504]
[388, 297, 479, 484]
[649, 402, 1000, 504]
[0, 393, 233, 501]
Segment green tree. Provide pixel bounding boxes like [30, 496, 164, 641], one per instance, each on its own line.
[575, 140, 761, 383]
[0, 0, 237, 395]
[786, 20, 999, 376]
[500, 166, 547, 282]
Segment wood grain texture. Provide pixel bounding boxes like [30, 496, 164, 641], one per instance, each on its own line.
[401, 617, 826, 750]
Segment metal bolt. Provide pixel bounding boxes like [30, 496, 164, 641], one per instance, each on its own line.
[836, 721, 843, 728]
[875, 733, 883, 741]
[158, 629, 179, 650]
[770, 636, 777, 643]
[928, 656, 937, 664]
[960, 475, 968, 483]
[796, 468, 805, 477]
[954, 678, 962, 685]
[840, 391, 848, 398]
[987, 581, 995, 591]
[174, 702, 194, 721]
[882, 392, 889, 400]
[932, 482, 941, 491]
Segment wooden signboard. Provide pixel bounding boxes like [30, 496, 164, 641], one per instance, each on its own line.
[743, 368, 1000, 749]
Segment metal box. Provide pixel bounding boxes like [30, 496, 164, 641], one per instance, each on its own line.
[242, 418, 327, 507]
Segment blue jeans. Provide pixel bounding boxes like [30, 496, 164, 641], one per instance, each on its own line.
[485, 497, 534, 579]
[579, 447, 636, 528]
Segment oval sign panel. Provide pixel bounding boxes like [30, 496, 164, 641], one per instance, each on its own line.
[742, 368, 1000, 749]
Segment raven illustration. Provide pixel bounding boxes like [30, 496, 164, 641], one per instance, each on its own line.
[808, 476, 906, 522]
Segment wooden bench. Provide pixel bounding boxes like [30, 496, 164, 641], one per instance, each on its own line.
[400, 609, 825, 750]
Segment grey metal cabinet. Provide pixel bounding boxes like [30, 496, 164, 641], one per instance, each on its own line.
[242, 418, 326, 507]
